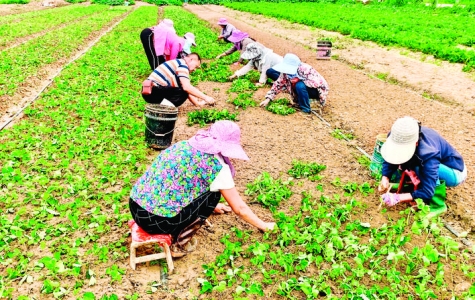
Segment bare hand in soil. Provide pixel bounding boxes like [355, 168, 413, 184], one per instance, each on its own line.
[229, 74, 237, 80]
[262, 222, 277, 232]
[213, 203, 232, 214]
[378, 176, 390, 193]
[255, 82, 264, 87]
[204, 96, 216, 105]
[260, 98, 270, 107]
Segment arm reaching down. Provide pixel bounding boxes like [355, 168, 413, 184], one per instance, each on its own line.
[220, 187, 275, 232]
[180, 77, 215, 105]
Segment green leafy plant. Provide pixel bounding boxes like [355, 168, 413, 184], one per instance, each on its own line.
[187, 109, 238, 127]
[266, 98, 296, 115]
[245, 172, 293, 210]
[287, 160, 326, 181]
[229, 78, 258, 93]
[331, 128, 354, 140]
[228, 92, 257, 110]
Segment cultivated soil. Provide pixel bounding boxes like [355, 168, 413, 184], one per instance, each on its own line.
[2, 2, 475, 299]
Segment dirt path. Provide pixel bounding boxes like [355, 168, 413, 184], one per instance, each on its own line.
[185, 4, 475, 230]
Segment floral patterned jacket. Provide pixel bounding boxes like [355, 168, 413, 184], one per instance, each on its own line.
[265, 63, 329, 106]
[130, 141, 222, 218]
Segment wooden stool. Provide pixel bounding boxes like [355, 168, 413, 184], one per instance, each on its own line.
[128, 220, 174, 273]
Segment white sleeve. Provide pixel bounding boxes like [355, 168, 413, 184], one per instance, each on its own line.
[210, 154, 235, 191]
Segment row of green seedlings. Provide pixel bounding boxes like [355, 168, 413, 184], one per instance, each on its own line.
[225, 2, 475, 71]
[0, 6, 160, 299]
[197, 160, 474, 299]
[1, 6, 129, 97]
[0, 5, 109, 46]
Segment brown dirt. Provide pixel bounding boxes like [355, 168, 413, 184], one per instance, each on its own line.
[2, 3, 475, 299]
[184, 3, 475, 231]
[162, 7, 475, 297]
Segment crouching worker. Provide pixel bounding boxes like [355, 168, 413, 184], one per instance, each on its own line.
[229, 42, 283, 87]
[260, 53, 329, 114]
[378, 116, 467, 216]
[129, 121, 276, 257]
[141, 52, 215, 107]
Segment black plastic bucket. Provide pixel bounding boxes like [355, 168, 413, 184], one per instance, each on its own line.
[144, 103, 178, 150]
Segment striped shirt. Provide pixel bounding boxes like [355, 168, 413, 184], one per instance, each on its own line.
[148, 59, 189, 88]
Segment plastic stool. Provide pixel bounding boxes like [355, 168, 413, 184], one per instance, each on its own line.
[128, 220, 174, 272]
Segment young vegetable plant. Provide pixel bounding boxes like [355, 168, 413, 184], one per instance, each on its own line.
[331, 128, 354, 140]
[187, 109, 238, 127]
[266, 98, 296, 115]
[229, 78, 258, 93]
[287, 160, 326, 181]
[244, 172, 293, 210]
[228, 92, 257, 110]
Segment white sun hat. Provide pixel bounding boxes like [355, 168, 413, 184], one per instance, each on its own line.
[272, 53, 301, 75]
[380, 116, 420, 165]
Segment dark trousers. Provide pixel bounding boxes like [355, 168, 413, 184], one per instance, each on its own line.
[294, 81, 320, 113]
[266, 68, 280, 81]
[129, 191, 221, 240]
[142, 85, 189, 107]
[140, 28, 165, 70]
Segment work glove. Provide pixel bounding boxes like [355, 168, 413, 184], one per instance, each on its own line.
[381, 193, 401, 206]
[229, 74, 238, 80]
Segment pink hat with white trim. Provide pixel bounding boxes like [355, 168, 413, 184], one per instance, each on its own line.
[188, 121, 249, 161]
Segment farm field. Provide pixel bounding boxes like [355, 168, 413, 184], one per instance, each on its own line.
[0, 2, 475, 300]
[224, 2, 475, 71]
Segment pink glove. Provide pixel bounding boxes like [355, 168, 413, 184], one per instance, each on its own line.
[382, 193, 401, 206]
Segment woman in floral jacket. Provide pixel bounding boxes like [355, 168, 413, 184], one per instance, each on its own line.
[129, 121, 275, 256]
[260, 53, 329, 113]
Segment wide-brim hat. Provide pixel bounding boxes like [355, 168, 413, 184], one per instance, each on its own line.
[228, 30, 249, 44]
[380, 116, 420, 165]
[241, 42, 261, 60]
[184, 32, 196, 46]
[188, 120, 249, 161]
[162, 19, 174, 27]
[272, 53, 301, 74]
[217, 17, 228, 25]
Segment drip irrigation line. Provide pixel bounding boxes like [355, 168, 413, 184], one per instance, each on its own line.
[443, 222, 472, 247]
[310, 109, 372, 160]
[0, 7, 135, 132]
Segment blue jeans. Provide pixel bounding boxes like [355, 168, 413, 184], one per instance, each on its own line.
[294, 81, 319, 113]
[439, 163, 466, 187]
[266, 68, 280, 81]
